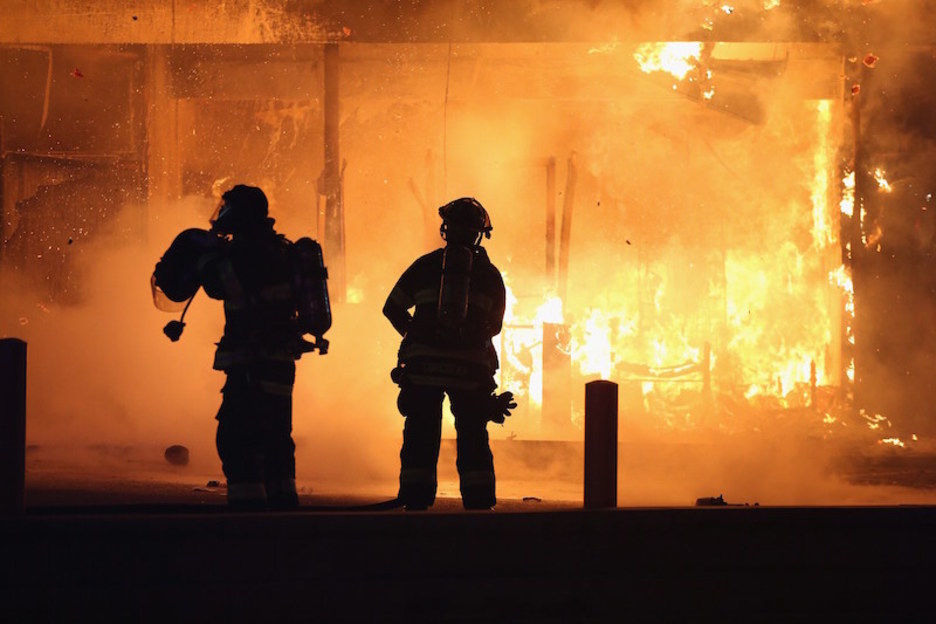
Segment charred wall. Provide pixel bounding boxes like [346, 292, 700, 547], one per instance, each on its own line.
[0, 45, 145, 302]
[851, 47, 936, 435]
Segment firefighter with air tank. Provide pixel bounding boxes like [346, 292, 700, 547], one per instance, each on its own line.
[383, 197, 516, 510]
[151, 184, 330, 511]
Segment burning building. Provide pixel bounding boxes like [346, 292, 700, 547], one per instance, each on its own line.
[1, 1, 935, 500]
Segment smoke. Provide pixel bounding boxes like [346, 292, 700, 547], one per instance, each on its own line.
[0, 194, 405, 493]
[4, 0, 936, 505]
[1, 200, 217, 463]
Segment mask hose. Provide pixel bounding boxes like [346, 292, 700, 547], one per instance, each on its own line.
[163, 294, 196, 342]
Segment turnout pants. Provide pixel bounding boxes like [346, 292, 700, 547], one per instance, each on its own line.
[216, 364, 298, 510]
[397, 381, 496, 509]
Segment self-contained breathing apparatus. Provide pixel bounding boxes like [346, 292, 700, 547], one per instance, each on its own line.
[390, 197, 515, 423]
[437, 244, 473, 333]
[151, 226, 332, 356]
[436, 196, 491, 340]
[290, 237, 332, 354]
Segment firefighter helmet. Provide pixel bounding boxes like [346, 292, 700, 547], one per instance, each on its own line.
[439, 197, 492, 241]
[152, 228, 224, 306]
[210, 185, 270, 235]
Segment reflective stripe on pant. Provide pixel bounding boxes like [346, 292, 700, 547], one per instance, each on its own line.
[397, 381, 496, 508]
[451, 388, 496, 508]
[398, 386, 444, 507]
[216, 368, 296, 508]
[399, 467, 437, 508]
[459, 470, 495, 509]
[265, 477, 299, 510]
[227, 482, 267, 510]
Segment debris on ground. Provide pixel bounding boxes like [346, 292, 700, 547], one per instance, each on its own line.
[164, 445, 190, 466]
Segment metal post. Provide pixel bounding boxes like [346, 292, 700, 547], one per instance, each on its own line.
[0, 338, 26, 515]
[584, 380, 617, 509]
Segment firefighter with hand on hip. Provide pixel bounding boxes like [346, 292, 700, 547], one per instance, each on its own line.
[383, 197, 516, 510]
[151, 184, 330, 511]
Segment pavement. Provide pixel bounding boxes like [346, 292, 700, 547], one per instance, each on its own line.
[2, 441, 935, 622]
[3, 502, 935, 622]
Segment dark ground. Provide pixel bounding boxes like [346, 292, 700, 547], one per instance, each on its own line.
[2, 443, 935, 622]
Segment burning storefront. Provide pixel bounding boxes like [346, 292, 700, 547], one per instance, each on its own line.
[1, 1, 935, 500]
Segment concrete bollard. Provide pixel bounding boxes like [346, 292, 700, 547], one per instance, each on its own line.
[584, 380, 618, 509]
[0, 338, 27, 515]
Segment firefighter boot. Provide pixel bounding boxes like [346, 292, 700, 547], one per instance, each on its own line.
[399, 467, 437, 511]
[226, 482, 268, 511]
[460, 470, 495, 510]
[266, 477, 299, 511]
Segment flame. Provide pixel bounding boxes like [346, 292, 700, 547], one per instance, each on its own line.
[811, 101, 835, 249]
[571, 311, 615, 379]
[874, 167, 892, 193]
[498, 279, 565, 409]
[840, 170, 855, 219]
[634, 42, 703, 81]
[494, 101, 852, 434]
[861, 410, 891, 430]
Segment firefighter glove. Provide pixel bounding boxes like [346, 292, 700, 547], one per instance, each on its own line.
[489, 391, 517, 424]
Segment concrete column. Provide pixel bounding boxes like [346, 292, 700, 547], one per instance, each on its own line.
[145, 46, 182, 207]
[542, 322, 571, 436]
[557, 153, 576, 302]
[0, 338, 26, 515]
[545, 156, 556, 286]
[584, 380, 618, 509]
[323, 42, 345, 303]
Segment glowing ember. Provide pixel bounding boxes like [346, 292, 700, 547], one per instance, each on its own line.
[861, 411, 891, 430]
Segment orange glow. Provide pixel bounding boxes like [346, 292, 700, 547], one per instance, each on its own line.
[634, 42, 703, 81]
[488, 97, 852, 435]
[5, 1, 936, 510]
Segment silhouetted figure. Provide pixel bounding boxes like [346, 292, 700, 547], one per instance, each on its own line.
[152, 184, 330, 510]
[384, 197, 515, 510]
